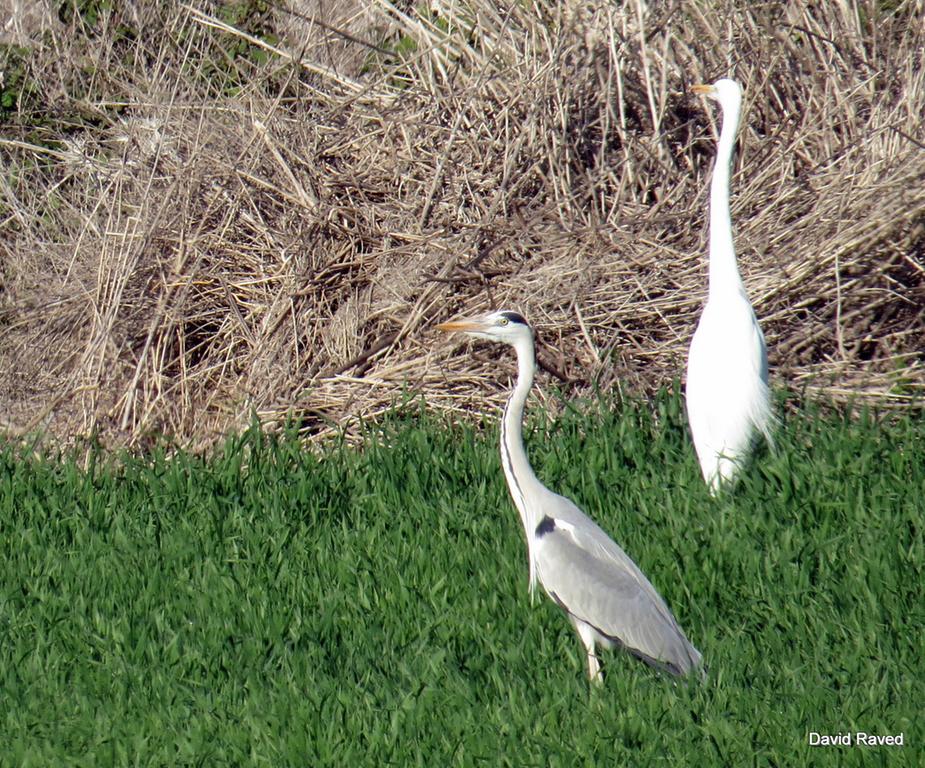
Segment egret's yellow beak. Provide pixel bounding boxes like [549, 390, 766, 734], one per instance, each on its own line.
[691, 83, 716, 96]
[436, 318, 486, 333]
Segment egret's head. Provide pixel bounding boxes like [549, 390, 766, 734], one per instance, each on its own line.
[436, 310, 533, 345]
[692, 78, 741, 108]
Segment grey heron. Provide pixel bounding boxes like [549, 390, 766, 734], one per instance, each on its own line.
[685, 78, 774, 495]
[437, 310, 703, 682]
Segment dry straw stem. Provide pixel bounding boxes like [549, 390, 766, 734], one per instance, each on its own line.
[0, 0, 923, 449]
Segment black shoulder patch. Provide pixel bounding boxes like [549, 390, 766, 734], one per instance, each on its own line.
[535, 516, 556, 537]
[500, 310, 528, 326]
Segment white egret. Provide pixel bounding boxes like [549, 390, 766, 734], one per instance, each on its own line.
[438, 310, 703, 682]
[685, 78, 774, 495]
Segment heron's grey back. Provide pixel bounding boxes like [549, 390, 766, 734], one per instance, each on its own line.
[533, 499, 702, 675]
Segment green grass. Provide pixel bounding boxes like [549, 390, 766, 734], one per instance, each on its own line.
[1, 393, 922, 766]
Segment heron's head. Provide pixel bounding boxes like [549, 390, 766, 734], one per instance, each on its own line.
[436, 310, 533, 345]
[692, 78, 741, 109]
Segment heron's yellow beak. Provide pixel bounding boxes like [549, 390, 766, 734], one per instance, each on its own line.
[436, 319, 484, 333]
[691, 83, 716, 96]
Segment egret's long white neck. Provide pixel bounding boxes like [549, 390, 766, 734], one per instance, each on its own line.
[500, 332, 544, 597]
[708, 93, 744, 296]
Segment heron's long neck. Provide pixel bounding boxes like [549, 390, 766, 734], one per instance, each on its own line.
[708, 98, 744, 296]
[500, 335, 544, 595]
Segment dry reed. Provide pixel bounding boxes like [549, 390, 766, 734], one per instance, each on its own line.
[0, 0, 923, 448]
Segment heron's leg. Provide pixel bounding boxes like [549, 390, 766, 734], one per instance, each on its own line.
[586, 650, 602, 683]
[573, 619, 602, 684]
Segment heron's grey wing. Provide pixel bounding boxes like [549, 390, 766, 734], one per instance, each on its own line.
[534, 514, 702, 675]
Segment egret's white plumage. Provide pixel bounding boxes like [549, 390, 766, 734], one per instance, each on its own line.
[438, 311, 703, 682]
[685, 78, 773, 495]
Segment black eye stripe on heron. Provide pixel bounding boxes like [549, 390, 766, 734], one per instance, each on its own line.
[499, 311, 528, 326]
[436, 309, 704, 684]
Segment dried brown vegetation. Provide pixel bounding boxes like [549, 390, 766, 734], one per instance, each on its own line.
[1, 0, 923, 448]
